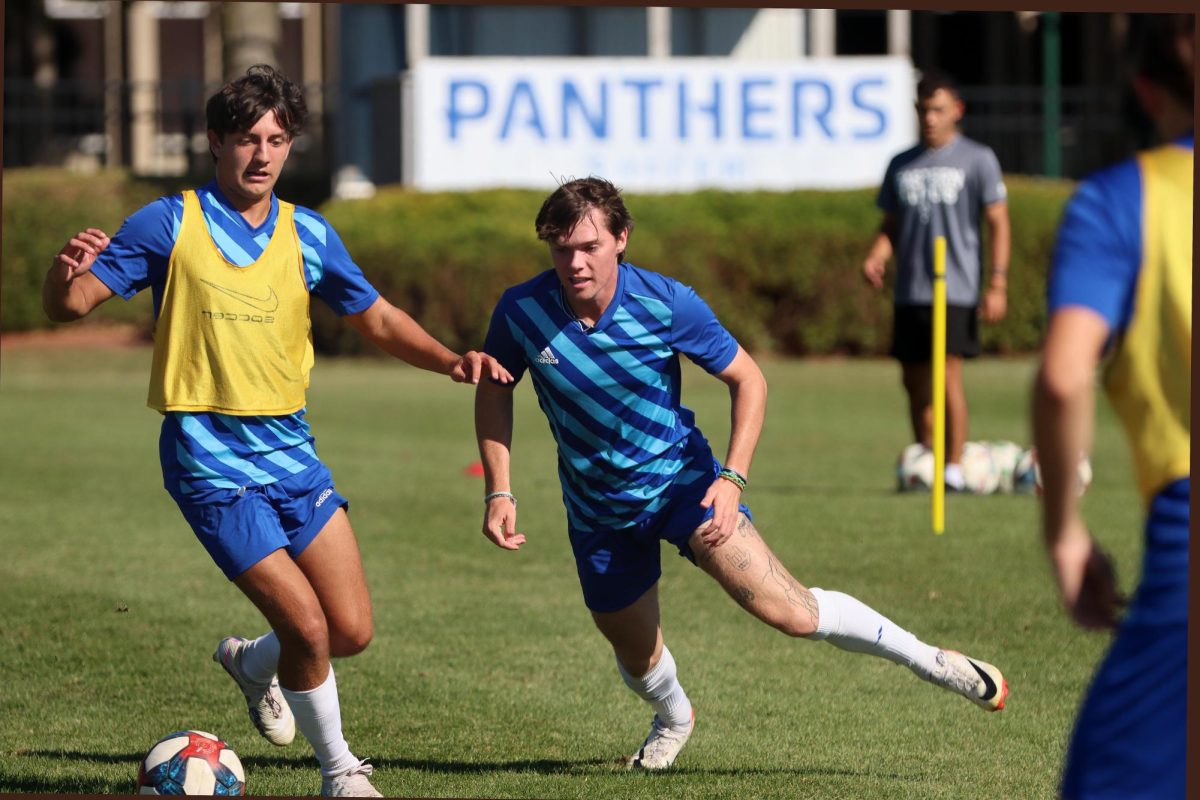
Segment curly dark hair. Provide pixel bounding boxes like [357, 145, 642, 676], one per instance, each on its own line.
[205, 64, 308, 140]
[535, 177, 634, 261]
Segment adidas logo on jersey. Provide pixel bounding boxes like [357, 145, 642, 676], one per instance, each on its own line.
[535, 347, 559, 365]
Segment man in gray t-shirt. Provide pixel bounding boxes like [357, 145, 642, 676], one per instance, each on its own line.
[862, 69, 1011, 492]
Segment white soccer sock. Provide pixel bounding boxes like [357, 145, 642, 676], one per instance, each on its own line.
[616, 644, 693, 730]
[280, 666, 359, 777]
[238, 631, 281, 687]
[808, 587, 941, 677]
[944, 463, 965, 491]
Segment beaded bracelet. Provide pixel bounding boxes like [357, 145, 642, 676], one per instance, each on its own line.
[717, 467, 747, 491]
[484, 491, 517, 507]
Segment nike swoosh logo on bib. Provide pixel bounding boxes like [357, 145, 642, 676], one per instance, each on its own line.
[200, 280, 280, 313]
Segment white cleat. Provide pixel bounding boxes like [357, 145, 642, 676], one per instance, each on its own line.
[212, 636, 296, 746]
[926, 649, 1009, 712]
[624, 711, 694, 770]
[322, 760, 383, 797]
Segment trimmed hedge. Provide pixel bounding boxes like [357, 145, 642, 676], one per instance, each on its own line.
[4, 168, 1074, 355]
[2, 169, 165, 332]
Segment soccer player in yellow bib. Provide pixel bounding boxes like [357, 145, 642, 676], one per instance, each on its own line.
[1033, 15, 1192, 800]
[43, 65, 512, 797]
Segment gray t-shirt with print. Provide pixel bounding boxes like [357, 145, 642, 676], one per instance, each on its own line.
[877, 135, 1007, 307]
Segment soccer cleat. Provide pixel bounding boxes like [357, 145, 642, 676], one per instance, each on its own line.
[321, 760, 383, 797]
[624, 711, 695, 770]
[927, 649, 1008, 712]
[212, 636, 296, 746]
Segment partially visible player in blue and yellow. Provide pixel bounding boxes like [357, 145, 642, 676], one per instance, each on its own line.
[42, 64, 511, 797]
[1032, 14, 1192, 800]
[475, 176, 1008, 772]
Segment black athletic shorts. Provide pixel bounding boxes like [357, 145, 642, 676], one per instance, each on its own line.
[890, 304, 980, 364]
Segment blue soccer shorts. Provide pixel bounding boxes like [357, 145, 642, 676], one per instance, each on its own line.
[171, 462, 349, 580]
[1059, 622, 1186, 799]
[1060, 480, 1188, 800]
[568, 456, 752, 614]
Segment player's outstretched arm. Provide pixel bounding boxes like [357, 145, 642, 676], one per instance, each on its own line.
[980, 202, 1011, 323]
[43, 228, 116, 321]
[475, 380, 524, 550]
[697, 346, 767, 549]
[346, 296, 513, 384]
[1033, 307, 1124, 630]
[862, 212, 897, 290]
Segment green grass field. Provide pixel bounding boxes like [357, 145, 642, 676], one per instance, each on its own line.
[0, 347, 1143, 798]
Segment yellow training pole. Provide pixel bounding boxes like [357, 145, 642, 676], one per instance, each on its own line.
[932, 236, 947, 534]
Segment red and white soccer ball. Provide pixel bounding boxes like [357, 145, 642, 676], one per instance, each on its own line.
[137, 730, 245, 795]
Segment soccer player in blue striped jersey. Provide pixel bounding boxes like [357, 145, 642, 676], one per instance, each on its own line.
[42, 65, 511, 797]
[475, 177, 1008, 771]
[1033, 15, 1192, 799]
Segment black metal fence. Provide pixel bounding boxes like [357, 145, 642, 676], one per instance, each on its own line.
[959, 84, 1135, 179]
[5, 78, 112, 168]
[4, 78, 332, 176]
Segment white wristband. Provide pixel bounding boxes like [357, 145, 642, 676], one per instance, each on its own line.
[484, 491, 516, 507]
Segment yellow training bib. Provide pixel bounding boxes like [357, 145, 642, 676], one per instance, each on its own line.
[147, 190, 314, 415]
[1103, 143, 1192, 507]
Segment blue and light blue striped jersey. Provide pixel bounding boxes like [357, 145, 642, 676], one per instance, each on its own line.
[90, 181, 380, 497]
[483, 263, 739, 531]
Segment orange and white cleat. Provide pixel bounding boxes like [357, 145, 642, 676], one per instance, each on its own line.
[928, 649, 1008, 712]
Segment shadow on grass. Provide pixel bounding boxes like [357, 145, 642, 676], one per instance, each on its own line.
[374, 756, 918, 782]
[243, 752, 915, 781]
[8, 748, 919, 792]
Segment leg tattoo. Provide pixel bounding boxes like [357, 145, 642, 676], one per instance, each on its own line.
[723, 544, 752, 572]
[798, 586, 820, 632]
[762, 555, 820, 631]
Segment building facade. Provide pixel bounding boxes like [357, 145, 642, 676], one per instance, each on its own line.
[4, 3, 1141, 197]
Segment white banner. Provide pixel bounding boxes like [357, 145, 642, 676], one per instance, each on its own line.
[410, 57, 917, 192]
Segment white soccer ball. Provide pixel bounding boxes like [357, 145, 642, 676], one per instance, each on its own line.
[986, 440, 1026, 494]
[896, 443, 934, 492]
[137, 730, 245, 795]
[1013, 448, 1092, 497]
[1013, 448, 1040, 494]
[960, 441, 1001, 495]
[1075, 456, 1094, 494]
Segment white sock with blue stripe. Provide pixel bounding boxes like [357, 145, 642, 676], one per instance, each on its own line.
[808, 587, 940, 677]
[617, 645, 693, 730]
[281, 666, 359, 777]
